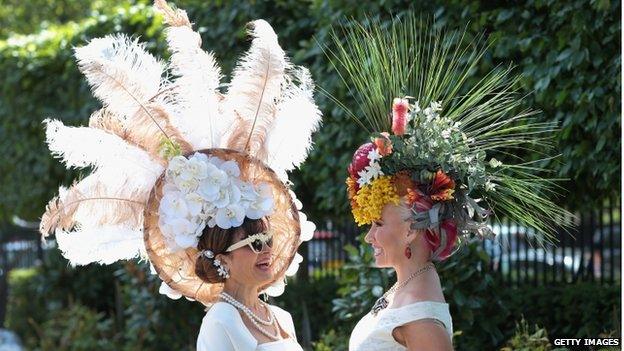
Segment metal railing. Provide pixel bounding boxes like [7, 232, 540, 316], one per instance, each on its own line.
[302, 198, 621, 285]
[0, 198, 620, 327]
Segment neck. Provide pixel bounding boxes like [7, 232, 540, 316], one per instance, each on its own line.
[394, 255, 434, 284]
[222, 279, 262, 309]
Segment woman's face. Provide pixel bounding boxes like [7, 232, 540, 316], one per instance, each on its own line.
[364, 203, 411, 268]
[223, 230, 274, 287]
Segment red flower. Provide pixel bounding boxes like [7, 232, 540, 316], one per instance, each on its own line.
[348, 142, 375, 179]
[392, 98, 409, 136]
[407, 187, 433, 212]
[373, 132, 393, 156]
[424, 219, 458, 260]
[429, 170, 455, 201]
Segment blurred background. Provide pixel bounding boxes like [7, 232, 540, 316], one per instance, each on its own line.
[0, 0, 620, 350]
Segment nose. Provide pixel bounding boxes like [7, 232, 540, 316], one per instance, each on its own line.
[364, 225, 375, 244]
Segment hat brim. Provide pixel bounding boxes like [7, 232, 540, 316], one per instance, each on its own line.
[144, 148, 300, 305]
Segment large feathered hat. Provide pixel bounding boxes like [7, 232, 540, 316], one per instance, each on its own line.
[39, 0, 321, 304]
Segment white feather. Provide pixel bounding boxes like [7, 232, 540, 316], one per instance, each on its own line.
[44, 118, 163, 182]
[74, 34, 164, 121]
[55, 225, 144, 265]
[164, 26, 224, 149]
[68, 171, 147, 228]
[265, 67, 322, 180]
[222, 19, 289, 150]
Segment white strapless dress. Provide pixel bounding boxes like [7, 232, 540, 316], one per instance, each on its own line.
[349, 301, 453, 351]
[196, 302, 304, 351]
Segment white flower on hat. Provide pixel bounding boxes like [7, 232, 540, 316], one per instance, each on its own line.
[288, 189, 303, 210]
[207, 156, 224, 168]
[160, 153, 277, 249]
[219, 160, 241, 178]
[159, 282, 182, 300]
[186, 154, 209, 180]
[174, 175, 199, 194]
[159, 216, 199, 252]
[159, 190, 189, 219]
[299, 211, 316, 242]
[174, 232, 199, 249]
[184, 192, 204, 217]
[198, 166, 228, 199]
[236, 178, 259, 200]
[285, 253, 304, 276]
[166, 156, 187, 179]
[215, 204, 246, 229]
[246, 184, 273, 219]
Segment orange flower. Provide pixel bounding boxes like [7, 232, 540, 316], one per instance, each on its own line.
[373, 132, 393, 156]
[407, 187, 432, 212]
[346, 176, 358, 200]
[430, 170, 455, 201]
[392, 171, 414, 196]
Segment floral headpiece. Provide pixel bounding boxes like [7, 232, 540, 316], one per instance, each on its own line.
[159, 152, 273, 252]
[329, 15, 573, 259]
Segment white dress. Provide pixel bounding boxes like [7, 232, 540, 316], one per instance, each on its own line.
[196, 302, 304, 351]
[349, 301, 453, 351]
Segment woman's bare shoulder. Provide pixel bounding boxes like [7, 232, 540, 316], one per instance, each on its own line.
[393, 319, 453, 351]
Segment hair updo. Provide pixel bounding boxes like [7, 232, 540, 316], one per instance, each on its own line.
[400, 201, 458, 262]
[195, 217, 269, 284]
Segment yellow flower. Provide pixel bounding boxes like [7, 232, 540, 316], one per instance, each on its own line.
[351, 176, 400, 226]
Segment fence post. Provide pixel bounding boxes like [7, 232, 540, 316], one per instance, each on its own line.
[0, 223, 7, 328]
[297, 240, 309, 281]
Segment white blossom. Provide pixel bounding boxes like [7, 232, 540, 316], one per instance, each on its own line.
[215, 204, 246, 229]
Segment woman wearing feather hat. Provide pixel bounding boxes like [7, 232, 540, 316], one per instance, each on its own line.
[325, 15, 572, 351]
[39, 1, 321, 350]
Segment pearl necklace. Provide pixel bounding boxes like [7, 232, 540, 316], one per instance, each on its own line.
[370, 262, 435, 316]
[219, 292, 281, 341]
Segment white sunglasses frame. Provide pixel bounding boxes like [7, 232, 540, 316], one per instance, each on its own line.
[225, 232, 273, 253]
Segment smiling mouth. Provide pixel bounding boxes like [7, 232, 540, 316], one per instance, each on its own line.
[373, 247, 383, 257]
[255, 261, 271, 271]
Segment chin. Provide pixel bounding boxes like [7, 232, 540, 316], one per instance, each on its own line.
[254, 271, 274, 284]
[373, 256, 391, 268]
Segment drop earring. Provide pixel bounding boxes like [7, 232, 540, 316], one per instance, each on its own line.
[404, 244, 412, 259]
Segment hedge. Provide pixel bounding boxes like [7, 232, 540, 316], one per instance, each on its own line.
[0, 0, 620, 223]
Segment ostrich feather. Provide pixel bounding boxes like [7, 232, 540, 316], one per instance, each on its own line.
[153, 0, 190, 27]
[88, 108, 124, 135]
[223, 20, 290, 157]
[55, 225, 144, 265]
[265, 67, 322, 181]
[121, 102, 193, 157]
[41, 170, 149, 267]
[40, 169, 150, 236]
[69, 174, 147, 229]
[75, 34, 191, 160]
[44, 118, 164, 178]
[74, 34, 164, 122]
[40, 186, 79, 237]
[155, 0, 224, 149]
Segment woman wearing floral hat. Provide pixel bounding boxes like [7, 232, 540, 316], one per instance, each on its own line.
[326, 15, 572, 351]
[39, 1, 321, 350]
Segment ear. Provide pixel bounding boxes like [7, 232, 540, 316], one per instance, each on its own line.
[216, 253, 231, 268]
[406, 226, 422, 245]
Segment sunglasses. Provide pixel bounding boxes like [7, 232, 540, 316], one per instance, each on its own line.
[226, 232, 273, 254]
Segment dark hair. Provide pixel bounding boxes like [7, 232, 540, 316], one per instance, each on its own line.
[195, 217, 269, 283]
